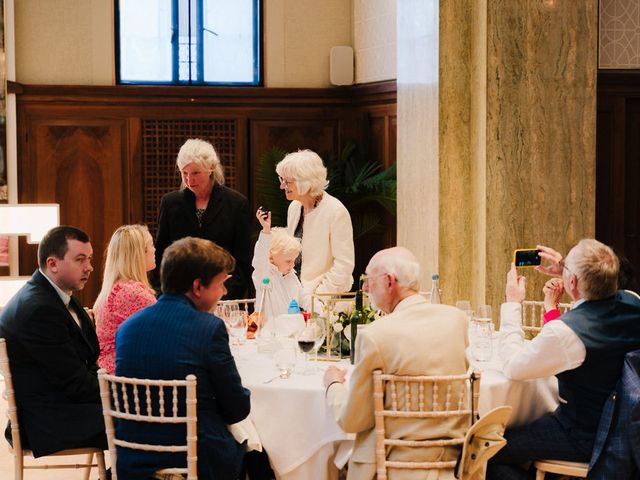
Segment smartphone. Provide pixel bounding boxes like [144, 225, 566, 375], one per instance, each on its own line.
[513, 248, 541, 268]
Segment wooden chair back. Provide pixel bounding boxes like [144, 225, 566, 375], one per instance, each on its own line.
[522, 300, 572, 337]
[98, 369, 198, 480]
[373, 367, 481, 479]
[456, 406, 511, 480]
[0, 338, 107, 480]
[534, 459, 588, 479]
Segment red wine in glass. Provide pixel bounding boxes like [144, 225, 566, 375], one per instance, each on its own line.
[298, 340, 315, 353]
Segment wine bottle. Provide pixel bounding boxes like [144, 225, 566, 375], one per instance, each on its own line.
[350, 277, 364, 364]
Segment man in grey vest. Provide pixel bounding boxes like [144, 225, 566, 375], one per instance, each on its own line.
[487, 239, 640, 480]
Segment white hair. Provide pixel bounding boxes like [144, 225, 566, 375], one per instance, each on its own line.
[275, 150, 328, 197]
[176, 138, 225, 186]
[372, 247, 421, 291]
[269, 228, 302, 257]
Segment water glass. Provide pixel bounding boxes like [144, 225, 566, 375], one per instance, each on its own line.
[228, 310, 247, 346]
[477, 304, 492, 321]
[473, 319, 493, 362]
[455, 300, 472, 313]
[274, 338, 297, 379]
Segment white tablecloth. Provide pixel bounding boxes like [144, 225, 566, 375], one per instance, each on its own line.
[233, 341, 354, 480]
[469, 336, 560, 426]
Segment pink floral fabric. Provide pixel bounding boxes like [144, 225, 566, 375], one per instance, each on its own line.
[95, 280, 156, 374]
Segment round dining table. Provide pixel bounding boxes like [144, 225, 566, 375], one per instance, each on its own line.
[232, 340, 354, 480]
[468, 334, 560, 426]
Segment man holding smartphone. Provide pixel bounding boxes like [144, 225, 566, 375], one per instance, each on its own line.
[487, 239, 640, 480]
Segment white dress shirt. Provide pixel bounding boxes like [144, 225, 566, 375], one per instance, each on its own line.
[499, 301, 586, 381]
[39, 268, 81, 328]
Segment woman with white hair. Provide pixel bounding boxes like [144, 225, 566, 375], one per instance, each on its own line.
[276, 149, 355, 295]
[154, 138, 250, 299]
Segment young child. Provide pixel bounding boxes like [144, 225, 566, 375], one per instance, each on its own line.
[252, 207, 307, 321]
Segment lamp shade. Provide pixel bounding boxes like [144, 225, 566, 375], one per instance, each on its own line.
[0, 204, 60, 243]
[0, 277, 29, 308]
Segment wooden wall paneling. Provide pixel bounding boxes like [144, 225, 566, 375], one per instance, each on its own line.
[140, 117, 240, 238]
[127, 117, 144, 223]
[596, 96, 625, 251]
[12, 82, 397, 301]
[597, 71, 640, 288]
[249, 117, 341, 214]
[18, 115, 129, 305]
[624, 99, 640, 279]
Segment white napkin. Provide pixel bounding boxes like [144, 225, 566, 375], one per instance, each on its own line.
[228, 418, 263, 452]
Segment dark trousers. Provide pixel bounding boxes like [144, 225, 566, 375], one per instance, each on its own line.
[242, 450, 275, 480]
[486, 413, 594, 480]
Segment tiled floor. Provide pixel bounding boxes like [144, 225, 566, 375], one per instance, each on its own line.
[0, 380, 108, 479]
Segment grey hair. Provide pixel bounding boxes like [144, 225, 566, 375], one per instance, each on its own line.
[373, 248, 421, 291]
[565, 239, 619, 300]
[176, 138, 225, 186]
[275, 150, 328, 197]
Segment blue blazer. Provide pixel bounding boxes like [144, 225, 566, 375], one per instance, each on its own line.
[115, 294, 251, 480]
[588, 349, 640, 479]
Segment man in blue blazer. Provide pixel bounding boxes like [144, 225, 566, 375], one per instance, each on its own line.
[0, 226, 106, 456]
[116, 236, 251, 480]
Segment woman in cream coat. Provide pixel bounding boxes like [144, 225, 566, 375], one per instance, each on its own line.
[276, 149, 355, 296]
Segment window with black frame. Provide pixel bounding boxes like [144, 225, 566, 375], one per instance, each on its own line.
[116, 0, 261, 85]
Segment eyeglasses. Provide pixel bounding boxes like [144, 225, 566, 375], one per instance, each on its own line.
[361, 273, 387, 286]
[278, 176, 295, 188]
[561, 260, 577, 278]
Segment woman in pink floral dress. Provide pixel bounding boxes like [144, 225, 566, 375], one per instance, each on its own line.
[93, 225, 157, 373]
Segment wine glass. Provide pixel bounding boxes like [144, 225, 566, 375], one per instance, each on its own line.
[473, 305, 493, 362]
[274, 338, 297, 379]
[228, 310, 247, 347]
[310, 317, 327, 367]
[296, 318, 324, 375]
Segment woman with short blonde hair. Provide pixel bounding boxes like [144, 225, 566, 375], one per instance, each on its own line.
[275, 149, 354, 295]
[94, 224, 157, 373]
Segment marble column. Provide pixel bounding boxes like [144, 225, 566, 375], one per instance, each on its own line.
[398, 0, 597, 314]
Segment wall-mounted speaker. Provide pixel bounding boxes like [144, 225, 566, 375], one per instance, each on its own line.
[330, 46, 354, 86]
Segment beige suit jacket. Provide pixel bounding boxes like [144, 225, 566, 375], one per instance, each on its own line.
[326, 295, 469, 480]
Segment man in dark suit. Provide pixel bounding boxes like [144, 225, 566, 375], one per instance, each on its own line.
[116, 236, 252, 480]
[0, 225, 106, 456]
[487, 239, 640, 480]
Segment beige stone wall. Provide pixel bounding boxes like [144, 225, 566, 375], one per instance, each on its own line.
[13, 0, 354, 87]
[398, 0, 597, 317]
[397, 0, 440, 287]
[484, 1, 597, 311]
[15, 0, 114, 85]
[264, 0, 352, 87]
[353, 0, 396, 84]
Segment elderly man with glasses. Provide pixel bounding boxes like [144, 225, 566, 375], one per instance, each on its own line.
[487, 239, 640, 480]
[323, 247, 469, 480]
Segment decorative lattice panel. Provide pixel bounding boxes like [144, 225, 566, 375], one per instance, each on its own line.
[142, 119, 237, 237]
